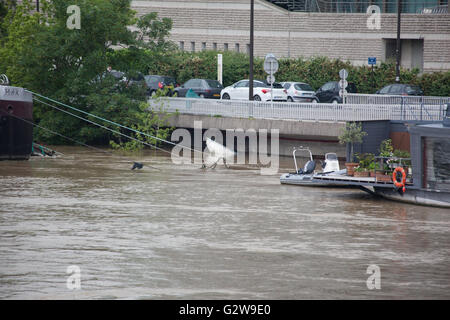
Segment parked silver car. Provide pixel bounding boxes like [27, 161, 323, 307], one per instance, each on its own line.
[281, 82, 318, 103]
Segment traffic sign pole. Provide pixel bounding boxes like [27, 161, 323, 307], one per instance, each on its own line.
[264, 54, 278, 108]
[339, 68, 348, 104]
[270, 61, 273, 105]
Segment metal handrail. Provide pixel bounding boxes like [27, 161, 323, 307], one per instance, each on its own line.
[150, 97, 446, 122]
[292, 146, 313, 173]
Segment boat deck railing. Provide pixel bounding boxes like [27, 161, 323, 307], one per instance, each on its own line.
[313, 155, 413, 188]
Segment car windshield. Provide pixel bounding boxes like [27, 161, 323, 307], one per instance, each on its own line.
[347, 83, 357, 93]
[407, 85, 422, 93]
[271, 82, 283, 89]
[206, 80, 223, 88]
[145, 75, 161, 86]
[294, 83, 313, 91]
[110, 71, 124, 79]
[252, 81, 266, 88]
[256, 80, 283, 88]
[162, 77, 176, 85]
[128, 72, 144, 81]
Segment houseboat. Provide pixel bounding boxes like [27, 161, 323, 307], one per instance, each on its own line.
[0, 81, 34, 160]
[311, 108, 450, 208]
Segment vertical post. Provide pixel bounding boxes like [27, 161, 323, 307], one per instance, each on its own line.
[36, 0, 39, 12]
[395, 0, 402, 83]
[217, 54, 223, 85]
[401, 96, 404, 120]
[270, 61, 274, 109]
[249, 0, 254, 101]
[371, 64, 375, 91]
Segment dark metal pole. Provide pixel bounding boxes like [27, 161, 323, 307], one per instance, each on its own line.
[36, 0, 39, 12]
[395, 0, 402, 83]
[249, 0, 254, 100]
[371, 64, 375, 91]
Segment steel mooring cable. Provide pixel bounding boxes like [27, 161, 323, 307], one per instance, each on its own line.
[0, 108, 159, 170]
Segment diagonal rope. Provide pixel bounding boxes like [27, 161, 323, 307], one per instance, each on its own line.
[0, 108, 160, 170]
[27, 90, 203, 154]
[33, 97, 172, 155]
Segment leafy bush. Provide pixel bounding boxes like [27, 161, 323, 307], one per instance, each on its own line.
[109, 49, 450, 96]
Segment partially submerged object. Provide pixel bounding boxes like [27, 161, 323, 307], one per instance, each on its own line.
[203, 137, 235, 168]
[31, 143, 62, 157]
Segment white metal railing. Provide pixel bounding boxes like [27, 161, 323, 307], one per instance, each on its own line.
[148, 97, 447, 122]
[346, 93, 450, 106]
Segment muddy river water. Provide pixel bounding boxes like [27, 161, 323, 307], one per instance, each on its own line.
[0, 147, 449, 299]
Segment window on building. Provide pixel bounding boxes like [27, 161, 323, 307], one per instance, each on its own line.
[191, 42, 195, 52]
[224, 43, 228, 51]
[179, 41, 184, 51]
[246, 44, 250, 54]
[235, 43, 240, 53]
[424, 137, 450, 191]
[202, 42, 206, 51]
[213, 43, 217, 51]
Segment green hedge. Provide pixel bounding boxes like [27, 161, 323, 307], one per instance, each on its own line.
[107, 49, 450, 96]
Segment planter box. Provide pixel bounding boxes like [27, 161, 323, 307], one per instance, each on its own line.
[376, 173, 392, 183]
[354, 170, 370, 177]
[345, 163, 359, 176]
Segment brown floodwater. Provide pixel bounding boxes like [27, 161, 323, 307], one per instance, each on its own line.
[0, 146, 449, 299]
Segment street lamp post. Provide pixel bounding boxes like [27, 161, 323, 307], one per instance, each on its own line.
[395, 0, 402, 83]
[249, 0, 254, 100]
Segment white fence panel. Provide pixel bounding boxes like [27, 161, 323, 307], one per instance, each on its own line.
[149, 97, 446, 122]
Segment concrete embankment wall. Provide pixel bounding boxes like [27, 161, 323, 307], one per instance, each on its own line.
[167, 115, 440, 161]
[167, 114, 347, 158]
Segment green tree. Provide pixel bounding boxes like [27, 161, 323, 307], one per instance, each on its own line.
[134, 12, 176, 52]
[339, 122, 367, 162]
[0, 0, 174, 147]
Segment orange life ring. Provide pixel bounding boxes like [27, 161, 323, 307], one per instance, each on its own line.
[392, 167, 407, 192]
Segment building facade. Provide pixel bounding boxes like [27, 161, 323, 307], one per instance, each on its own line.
[131, 0, 450, 73]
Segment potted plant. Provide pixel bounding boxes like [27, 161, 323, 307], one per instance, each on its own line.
[354, 166, 370, 177]
[379, 139, 393, 158]
[392, 149, 411, 172]
[367, 161, 380, 177]
[354, 153, 374, 177]
[338, 122, 367, 176]
[376, 139, 394, 182]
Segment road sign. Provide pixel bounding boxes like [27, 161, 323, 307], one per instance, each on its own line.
[339, 79, 348, 89]
[266, 74, 275, 85]
[264, 53, 279, 74]
[339, 69, 348, 79]
[368, 57, 377, 65]
[339, 89, 348, 97]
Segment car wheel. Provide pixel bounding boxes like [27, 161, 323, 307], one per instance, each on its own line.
[222, 93, 230, 99]
[331, 99, 338, 104]
[199, 94, 205, 98]
[287, 97, 294, 102]
[312, 99, 318, 104]
[253, 95, 261, 101]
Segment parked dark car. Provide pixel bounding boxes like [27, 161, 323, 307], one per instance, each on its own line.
[174, 79, 223, 99]
[145, 75, 177, 97]
[124, 71, 147, 90]
[93, 70, 147, 95]
[315, 81, 357, 104]
[376, 84, 423, 96]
